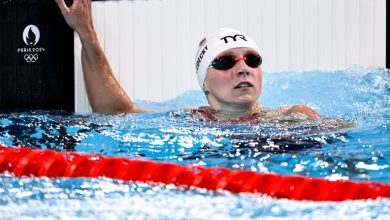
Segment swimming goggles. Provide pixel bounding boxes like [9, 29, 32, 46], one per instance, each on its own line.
[208, 54, 262, 70]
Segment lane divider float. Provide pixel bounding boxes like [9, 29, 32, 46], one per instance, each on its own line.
[0, 145, 389, 201]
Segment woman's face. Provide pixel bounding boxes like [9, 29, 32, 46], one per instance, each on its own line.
[203, 47, 263, 110]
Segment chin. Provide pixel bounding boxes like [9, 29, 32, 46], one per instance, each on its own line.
[234, 96, 256, 105]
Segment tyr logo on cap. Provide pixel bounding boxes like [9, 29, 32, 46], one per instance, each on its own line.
[220, 34, 247, 44]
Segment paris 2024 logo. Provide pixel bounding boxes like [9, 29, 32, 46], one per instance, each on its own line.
[17, 24, 46, 63]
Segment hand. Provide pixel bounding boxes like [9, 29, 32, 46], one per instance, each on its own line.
[55, 0, 94, 36]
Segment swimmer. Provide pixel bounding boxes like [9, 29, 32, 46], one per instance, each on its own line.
[55, 0, 321, 121]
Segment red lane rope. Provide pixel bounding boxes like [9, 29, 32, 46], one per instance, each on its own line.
[0, 145, 389, 201]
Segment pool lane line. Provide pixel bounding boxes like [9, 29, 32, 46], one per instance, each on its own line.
[0, 145, 389, 201]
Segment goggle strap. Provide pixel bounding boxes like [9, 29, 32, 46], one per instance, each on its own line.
[234, 57, 246, 61]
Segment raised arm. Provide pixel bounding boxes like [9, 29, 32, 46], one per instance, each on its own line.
[55, 0, 144, 114]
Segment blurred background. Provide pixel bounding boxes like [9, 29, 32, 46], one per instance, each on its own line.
[74, 0, 386, 112]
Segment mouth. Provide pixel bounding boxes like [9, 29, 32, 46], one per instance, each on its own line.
[234, 81, 254, 89]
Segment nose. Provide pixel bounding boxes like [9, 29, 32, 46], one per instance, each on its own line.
[235, 58, 250, 77]
[237, 70, 250, 77]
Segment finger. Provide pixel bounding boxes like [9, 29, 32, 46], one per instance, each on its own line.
[55, 0, 70, 14]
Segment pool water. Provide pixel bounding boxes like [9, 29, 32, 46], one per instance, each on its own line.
[0, 65, 389, 219]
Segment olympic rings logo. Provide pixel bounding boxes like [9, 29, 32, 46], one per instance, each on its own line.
[24, 54, 39, 63]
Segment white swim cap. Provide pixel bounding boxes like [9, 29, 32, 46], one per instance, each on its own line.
[194, 28, 259, 89]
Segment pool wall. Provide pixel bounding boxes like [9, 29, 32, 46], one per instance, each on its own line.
[74, 0, 387, 112]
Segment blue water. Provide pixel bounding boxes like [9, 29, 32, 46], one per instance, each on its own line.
[0, 65, 389, 219]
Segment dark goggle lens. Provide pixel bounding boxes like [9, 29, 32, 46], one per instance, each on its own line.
[211, 56, 235, 70]
[210, 54, 262, 70]
[245, 54, 262, 68]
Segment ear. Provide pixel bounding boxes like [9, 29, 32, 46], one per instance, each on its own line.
[203, 82, 210, 95]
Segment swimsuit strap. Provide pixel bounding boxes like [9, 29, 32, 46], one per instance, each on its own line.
[190, 107, 218, 122]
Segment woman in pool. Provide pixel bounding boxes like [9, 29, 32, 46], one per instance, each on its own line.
[55, 0, 320, 121]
